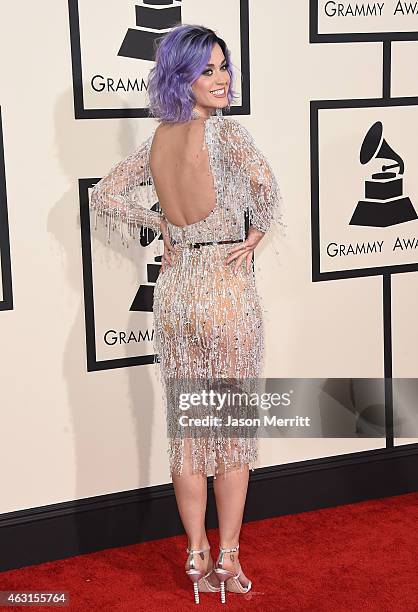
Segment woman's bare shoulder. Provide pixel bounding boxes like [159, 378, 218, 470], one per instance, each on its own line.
[153, 119, 204, 140]
[153, 121, 171, 138]
[149, 121, 176, 154]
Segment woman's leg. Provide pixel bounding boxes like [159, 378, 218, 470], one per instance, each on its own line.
[172, 440, 209, 551]
[210, 264, 262, 586]
[172, 439, 219, 586]
[212, 467, 251, 586]
[213, 466, 249, 548]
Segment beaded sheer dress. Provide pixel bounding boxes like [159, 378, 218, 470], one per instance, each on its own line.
[89, 112, 284, 479]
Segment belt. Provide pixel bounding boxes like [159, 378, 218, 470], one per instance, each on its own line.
[172, 239, 244, 249]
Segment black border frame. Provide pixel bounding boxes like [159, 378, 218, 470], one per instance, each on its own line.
[310, 0, 418, 43]
[311, 95, 418, 283]
[68, 0, 251, 119]
[0, 106, 13, 312]
[80, 178, 157, 371]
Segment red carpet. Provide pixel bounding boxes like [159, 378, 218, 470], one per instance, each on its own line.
[1, 492, 417, 611]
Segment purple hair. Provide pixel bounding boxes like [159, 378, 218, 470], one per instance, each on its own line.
[147, 24, 238, 123]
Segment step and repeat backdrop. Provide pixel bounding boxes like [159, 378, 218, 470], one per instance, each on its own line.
[0, 0, 417, 514]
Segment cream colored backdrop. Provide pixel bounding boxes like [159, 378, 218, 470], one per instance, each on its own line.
[0, 1, 417, 515]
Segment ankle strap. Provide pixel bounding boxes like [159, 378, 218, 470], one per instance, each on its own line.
[217, 543, 239, 568]
[186, 547, 210, 570]
[219, 543, 239, 553]
[186, 547, 210, 554]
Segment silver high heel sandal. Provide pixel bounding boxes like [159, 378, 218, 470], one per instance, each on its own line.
[185, 546, 220, 604]
[213, 543, 252, 604]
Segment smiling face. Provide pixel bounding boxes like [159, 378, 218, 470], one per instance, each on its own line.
[191, 42, 231, 118]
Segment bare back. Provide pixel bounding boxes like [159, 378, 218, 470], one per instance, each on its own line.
[149, 119, 217, 228]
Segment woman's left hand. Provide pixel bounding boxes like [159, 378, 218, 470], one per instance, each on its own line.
[225, 227, 265, 274]
[160, 219, 175, 273]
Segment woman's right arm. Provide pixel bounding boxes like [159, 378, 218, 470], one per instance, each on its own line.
[89, 135, 164, 245]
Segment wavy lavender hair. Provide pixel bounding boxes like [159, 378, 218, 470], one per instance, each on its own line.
[147, 24, 238, 123]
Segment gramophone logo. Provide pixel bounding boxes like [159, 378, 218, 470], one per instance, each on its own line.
[118, 0, 182, 61]
[69, 0, 250, 119]
[350, 121, 417, 228]
[311, 100, 418, 281]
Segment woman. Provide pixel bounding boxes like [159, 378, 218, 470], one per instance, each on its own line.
[89, 24, 283, 604]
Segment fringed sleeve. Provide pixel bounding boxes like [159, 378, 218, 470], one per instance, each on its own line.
[89, 133, 163, 246]
[224, 118, 284, 235]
